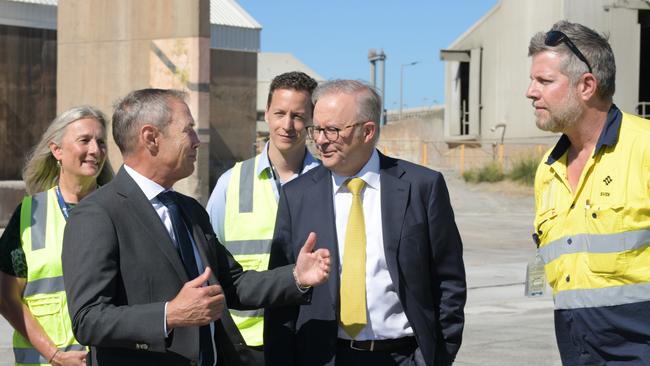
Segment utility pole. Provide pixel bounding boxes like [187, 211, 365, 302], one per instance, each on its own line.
[400, 61, 419, 120]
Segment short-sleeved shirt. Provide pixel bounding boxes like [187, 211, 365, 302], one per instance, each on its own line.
[0, 199, 76, 278]
[0, 203, 27, 278]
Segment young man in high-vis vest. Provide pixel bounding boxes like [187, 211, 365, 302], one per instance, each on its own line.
[206, 71, 320, 364]
[526, 21, 650, 365]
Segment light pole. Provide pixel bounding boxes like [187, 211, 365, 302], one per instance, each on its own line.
[400, 61, 419, 120]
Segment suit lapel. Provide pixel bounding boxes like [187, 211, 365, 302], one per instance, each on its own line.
[114, 168, 189, 282]
[311, 166, 340, 303]
[378, 152, 409, 294]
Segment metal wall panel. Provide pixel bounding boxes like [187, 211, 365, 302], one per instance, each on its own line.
[0, 1, 56, 30]
[210, 24, 260, 52]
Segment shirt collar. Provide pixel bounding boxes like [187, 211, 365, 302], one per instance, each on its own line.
[332, 149, 380, 193]
[258, 141, 320, 179]
[545, 104, 622, 165]
[123, 164, 168, 200]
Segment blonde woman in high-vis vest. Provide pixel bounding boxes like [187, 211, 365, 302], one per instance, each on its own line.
[0, 106, 113, 366]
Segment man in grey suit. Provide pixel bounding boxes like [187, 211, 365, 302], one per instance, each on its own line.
[62, 89, 330, 366]
[265, 80, 466, 366]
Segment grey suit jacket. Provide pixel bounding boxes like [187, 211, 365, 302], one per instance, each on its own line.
[265, 152, 466, 366]
[62, 167, 308, 366]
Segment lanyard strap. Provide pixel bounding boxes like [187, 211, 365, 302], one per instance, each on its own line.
[54, 186, 70, 220]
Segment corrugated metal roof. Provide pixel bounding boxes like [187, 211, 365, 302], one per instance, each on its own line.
[210, 0, 261, 29]
[5, 0, 57, 5]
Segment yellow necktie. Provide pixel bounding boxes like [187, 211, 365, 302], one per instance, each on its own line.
[340, 178, 367, 338]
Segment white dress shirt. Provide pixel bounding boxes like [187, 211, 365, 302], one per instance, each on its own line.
[332, 150, 413, 340]
[123, 165, 217, 365]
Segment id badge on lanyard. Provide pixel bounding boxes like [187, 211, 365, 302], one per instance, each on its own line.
[525, 233, 546, 297]
[54, 186, 70, 220]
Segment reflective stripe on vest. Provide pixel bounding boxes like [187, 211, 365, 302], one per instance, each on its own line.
[224, 156, 278, 347]
[15, 188, 83, 365]
[534, 112, 650, 310]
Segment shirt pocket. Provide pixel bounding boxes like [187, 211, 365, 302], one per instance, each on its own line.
[587, 202, 624, 234]
[26, 293, 66, 345]
[586, 202, 627, 275]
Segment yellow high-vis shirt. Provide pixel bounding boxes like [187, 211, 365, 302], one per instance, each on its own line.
[534, 107, 650, 310]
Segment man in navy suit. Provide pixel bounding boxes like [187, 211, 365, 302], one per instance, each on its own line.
[265, 80, 466, 366]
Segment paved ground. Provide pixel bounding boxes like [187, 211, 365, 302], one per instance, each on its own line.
[0, 173, 561, 365]
[444, 174, 560, 366]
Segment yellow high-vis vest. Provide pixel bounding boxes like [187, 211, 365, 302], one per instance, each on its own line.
[224, 155, 278, 347]
[534, 112, 650, 310]
[14, 187, 84, 365]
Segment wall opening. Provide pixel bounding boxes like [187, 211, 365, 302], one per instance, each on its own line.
[458, 61, 470, 135]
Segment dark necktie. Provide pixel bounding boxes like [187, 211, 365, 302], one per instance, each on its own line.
[157, 191, 215, 366]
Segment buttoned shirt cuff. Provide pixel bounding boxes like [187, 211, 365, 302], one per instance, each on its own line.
[164, 302, 171, 337]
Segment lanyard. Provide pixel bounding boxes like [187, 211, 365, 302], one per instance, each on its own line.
[54, 185, 70, 220]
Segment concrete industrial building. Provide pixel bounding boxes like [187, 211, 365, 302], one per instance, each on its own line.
[0, 0, 266, 209]
[440, 0, 650, 167]
[0, 0, 270, 226]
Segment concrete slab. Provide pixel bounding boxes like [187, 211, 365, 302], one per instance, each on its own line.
[443, 172, 561, 366]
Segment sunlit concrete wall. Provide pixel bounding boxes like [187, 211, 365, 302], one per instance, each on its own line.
[57, 0, 211, 202]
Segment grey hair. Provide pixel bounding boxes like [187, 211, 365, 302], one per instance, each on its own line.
[312, 79, 382, 143]
[112, 88, 188, 155]
[528, 20, 615, 101]
[22, 106, 113, 195]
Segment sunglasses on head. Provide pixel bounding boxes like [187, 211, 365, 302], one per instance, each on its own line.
[545, 30, 593, 74]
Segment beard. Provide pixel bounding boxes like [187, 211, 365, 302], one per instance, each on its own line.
[535, 89, 583, 133]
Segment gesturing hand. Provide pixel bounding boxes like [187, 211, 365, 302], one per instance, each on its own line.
[294, 232, 331, 287]
[51, 349, 87, 366]
[166, 267, 225, 329]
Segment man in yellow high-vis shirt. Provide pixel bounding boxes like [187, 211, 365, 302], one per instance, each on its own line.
[527, 20, 650, 365]
[206, 71, 319, 364]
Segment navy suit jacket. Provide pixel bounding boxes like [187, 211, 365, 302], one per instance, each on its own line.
[265, 152, 466, 366]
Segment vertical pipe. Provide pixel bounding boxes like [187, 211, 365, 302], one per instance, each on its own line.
[379, 51, 386, 125]
[399, 64, 404, 120]
[459, 144, 465, 176]
[498, 144, 504, 173]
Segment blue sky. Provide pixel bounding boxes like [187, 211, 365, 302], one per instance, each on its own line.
[238, 0, 499, 110]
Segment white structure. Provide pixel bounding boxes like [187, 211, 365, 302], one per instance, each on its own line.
[441, 0, 650, 145]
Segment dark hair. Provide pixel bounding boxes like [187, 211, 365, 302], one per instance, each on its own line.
[528, 20, 616, 101]
[266, 71, 318, 110]
[112, 88, 187, 155]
